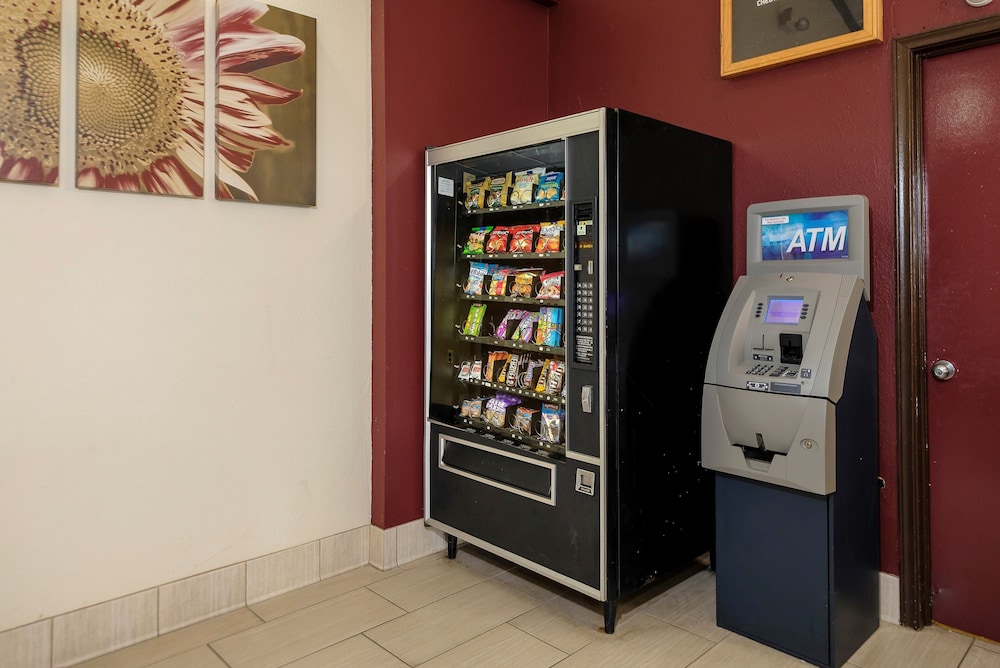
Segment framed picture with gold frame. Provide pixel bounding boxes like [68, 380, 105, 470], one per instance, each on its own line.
[721, 0, 882, 78]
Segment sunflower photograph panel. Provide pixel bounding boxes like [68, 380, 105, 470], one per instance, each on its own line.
[75, 0, 208, 197]
[0, 0, 62, 186]
[215, 1, 316, 206]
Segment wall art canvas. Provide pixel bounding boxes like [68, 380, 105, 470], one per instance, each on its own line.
[0, 0, 62, 185]
[76, 0, 206, 196]
[216, 1, 317, 206]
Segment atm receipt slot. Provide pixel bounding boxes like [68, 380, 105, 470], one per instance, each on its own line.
[701, 273, 865, 495]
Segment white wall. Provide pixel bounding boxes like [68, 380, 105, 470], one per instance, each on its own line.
[0, 0, 372, 632]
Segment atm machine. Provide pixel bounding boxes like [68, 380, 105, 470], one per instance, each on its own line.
[701, 195, 878, 668]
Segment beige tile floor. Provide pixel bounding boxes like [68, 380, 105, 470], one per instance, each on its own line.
[74, 545, 1000, 668]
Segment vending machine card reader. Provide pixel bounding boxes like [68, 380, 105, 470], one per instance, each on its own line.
[702, 195, 878, 668]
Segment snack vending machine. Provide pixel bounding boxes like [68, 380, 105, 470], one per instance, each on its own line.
[425, 109, 731, 632]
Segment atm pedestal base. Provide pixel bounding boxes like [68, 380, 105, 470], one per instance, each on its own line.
[715, 474, 878, 668]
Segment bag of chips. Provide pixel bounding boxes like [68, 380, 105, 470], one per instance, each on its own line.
[509, 225, 539, 254]
[510, 167, 545, 205]
[485, 226, 510, 254]
[540, 403, 563, 443]
[485, 267, 509, 296]
[535, 221, 564, 253]
[484, 393, 520, 428]
[535, 172, 564, 203]
[513, 406, 540, 434]
[537, 271, 564, 300]
[485, 172, 512, 209]
[463, 227, 492, 255]
[510, 271, 540, 298]
[465, 179, 487, 212]
[464, 262, 489, 295]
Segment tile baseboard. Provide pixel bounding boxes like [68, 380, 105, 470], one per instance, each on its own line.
[0, 521, 900, 666]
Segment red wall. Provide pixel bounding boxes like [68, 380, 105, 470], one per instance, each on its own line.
[373, 0, 1000, 573]
[371, 0, 551, 528]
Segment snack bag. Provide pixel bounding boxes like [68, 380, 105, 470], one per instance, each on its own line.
[510, 167, 545, 205]
[458, 361, 472, 380]
[468, 397, 483, 419]
[489, 267, 511, 296]
[485, 226, 510, 254]
[544, 359, 565, 395]
[485, 172, 512, 209]
[509, 224, 539, 253]
[513, 406, 540, 434]
[470, 359, 483, 380]
[519, 358, 544, 389]
[540, 403, 564, 443]
[503, 353, 521, 386]
[460, 400, 472, 417]
[463, 226, 493, 255]
[485, 393, 520, 428]
[464, 262, 489, 295]
[465, 179, 487, 212]
[534, 358, 551, 393]
[496, 309, 526, 339]
[535, 306, 563, 347]
[534, 172, 564, 203]
[535, 221, 564, 253]
[517, 311, 539, 343]
[462, 303, 487, 336]
[485, 351, 509, 382]
[537, 271, 564, 300]
[510, 271, 539, 298]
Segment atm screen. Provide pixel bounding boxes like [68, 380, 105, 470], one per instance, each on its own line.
[765, 298, 803, 324]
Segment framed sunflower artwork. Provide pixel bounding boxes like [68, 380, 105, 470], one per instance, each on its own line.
[215, 2, 317, 207]
[721, 0, 882, 78]
[0, 0, 62, 185]
[75, 0, 208, 196]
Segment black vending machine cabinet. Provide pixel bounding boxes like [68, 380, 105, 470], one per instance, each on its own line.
[425, 109, 732, 632]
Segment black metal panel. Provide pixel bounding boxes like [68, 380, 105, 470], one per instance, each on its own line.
[829, 300, 880, 668]
[716, 474, 831, 665]
[429, 424, 602, 589]
[609, 109, 732, 594]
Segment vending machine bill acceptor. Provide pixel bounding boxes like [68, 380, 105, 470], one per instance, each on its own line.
[701, 195, 879, 668]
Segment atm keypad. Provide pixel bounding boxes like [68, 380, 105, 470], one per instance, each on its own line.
[746, 364, 800, 378]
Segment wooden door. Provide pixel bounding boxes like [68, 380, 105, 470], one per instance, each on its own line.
[923, 41, 1000, 642]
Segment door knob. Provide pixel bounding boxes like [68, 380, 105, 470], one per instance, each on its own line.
[931, 359, 957, 381]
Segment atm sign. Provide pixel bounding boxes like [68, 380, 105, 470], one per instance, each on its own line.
[761, 210, 849, 261]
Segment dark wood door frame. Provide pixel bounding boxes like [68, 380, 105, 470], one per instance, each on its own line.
[894, 13, 1000, 630]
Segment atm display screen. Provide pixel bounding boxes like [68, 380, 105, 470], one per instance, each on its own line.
[761, 210, 850, 261]
[765, 298, 803, 324]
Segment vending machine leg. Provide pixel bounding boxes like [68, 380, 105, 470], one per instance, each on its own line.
[446, 534, 458, 559]
[603, 599, 617, 634]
